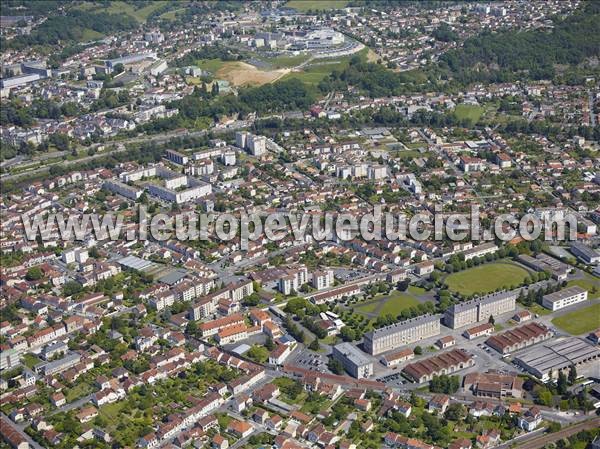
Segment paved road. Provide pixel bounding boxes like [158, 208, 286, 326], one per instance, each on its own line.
[1, 121, 250, 182]
[1, 411, 44, 449]
[513, 416, 600, 449]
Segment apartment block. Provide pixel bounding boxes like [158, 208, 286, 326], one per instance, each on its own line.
[444, 290, 516, 329]
[363, 314, 441, 355]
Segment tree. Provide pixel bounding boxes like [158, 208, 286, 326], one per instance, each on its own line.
[185, 320, 198, 336]
[328, 358, 344, 375]
[488, 314, 495, 325]
[568, 365, 577, 385]
[265, 336, 275, 351]
[26, 266, 43, 281]
[308, 338, 320, 351]
[557, 371, 568, 395]
[414, 345, 423, 355]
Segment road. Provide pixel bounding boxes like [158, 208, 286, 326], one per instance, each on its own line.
[513, 416, 600, 449]
[0, 121, 250, 182]
[1, 411, 44, 449]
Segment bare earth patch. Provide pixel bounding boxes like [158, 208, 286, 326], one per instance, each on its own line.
[217, 62, 290, 86]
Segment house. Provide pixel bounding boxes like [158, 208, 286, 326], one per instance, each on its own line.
[50, 392, 66, 407]
[227, 419, 253, 438]
[76, 406, 98, 423]
[428, 394, 450, 414]
[212, 434, 229, 449]
[518, 407, 542, 431]
[435, 336, 455, 349]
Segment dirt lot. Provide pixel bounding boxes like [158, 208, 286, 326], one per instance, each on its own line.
[217, 61, 290, 86]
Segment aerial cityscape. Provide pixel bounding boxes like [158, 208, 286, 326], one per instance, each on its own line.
[0, 1, 600, 449]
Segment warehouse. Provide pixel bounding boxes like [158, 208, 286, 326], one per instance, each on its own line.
[542, 286, 588, 311]
[513, 337, 600, 381]
[485, 322, 552, 354]
[402, 349, 474, 383]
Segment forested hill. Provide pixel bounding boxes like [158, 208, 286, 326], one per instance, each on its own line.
[439, 1, 600, 82]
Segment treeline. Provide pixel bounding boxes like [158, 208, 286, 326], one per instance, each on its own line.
[439, 2, 600, 82]
[3, 10, 138, 50]
[176, 78, 315, 120]
[174, 45, 243, 68]
[1, 99, 81, 127]
[318, 56, 429, 98]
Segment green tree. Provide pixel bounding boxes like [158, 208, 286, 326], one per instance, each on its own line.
[26, 266, 43, 281]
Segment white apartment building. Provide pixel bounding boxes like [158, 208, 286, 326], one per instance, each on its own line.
[542, 286, 588, 311]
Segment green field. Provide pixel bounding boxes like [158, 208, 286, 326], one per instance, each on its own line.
[354, 291, 420, 317]
[194, 58, 227, 74]
[552, 303, 600, 335]
[567, 274, 600, 299]
[282, 48, 366, 86]
[444, 262, 530, 296]
[285, 0, 348, 11]
[91, 1, 169, 22]
[259, 54, 312, 69]
[453, 104, 485, 124]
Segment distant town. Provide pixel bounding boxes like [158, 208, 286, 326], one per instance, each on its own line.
[1, 2, 599, 449]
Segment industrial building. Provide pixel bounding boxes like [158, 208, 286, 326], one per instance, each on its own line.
[463, 371, 523, 398]
[363, 314, 441, 356]
[402, 349, 474, 383]
[332, 342, 373, 379]
[485, 322, 552, 355]
[570, 242, 600, 264]
[513, 337, 600, 381]
[444, 290, 517, 329]
[542, 286, 588, 311]
[516, 254, 569, 280]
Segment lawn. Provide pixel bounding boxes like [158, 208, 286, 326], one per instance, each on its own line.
[281, 48, 367, 86]
[551, 303, 600, 335]
[453, 104, 485, 124]
[567, 274, 600, 299]
[75, 1, 169, 22]
[444, 262, 530, 296]
[354, 291, 420, 317]
[260, 53, 311, 69]
[285, 0, 348, 11]
[195, 58, 227, 74]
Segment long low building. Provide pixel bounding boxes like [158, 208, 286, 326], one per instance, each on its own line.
[542, 286, 588, 311]
[485, 322, 552, 355]
[402, 349, 474, 383]
[363, 314, 441, 355]
[513, 337, 600, 381]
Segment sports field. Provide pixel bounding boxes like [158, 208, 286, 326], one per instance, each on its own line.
[444, 262, 530, 296]
[551, 303, 600, 335]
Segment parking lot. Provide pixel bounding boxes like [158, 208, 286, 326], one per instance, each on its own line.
[289, 348, 329, 373]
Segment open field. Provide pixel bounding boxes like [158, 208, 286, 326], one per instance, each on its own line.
[75, 1, 169, 22]
[567, 274, 600, 299]
[217, 61, 289, 86]
[444, 262, 530, 296]
[282, 48, 367, 86]
[551, 303, 600, 335]
[285, 0, 348, 11]
[354, 291, 421, 317]
[453, 104, 485, 124]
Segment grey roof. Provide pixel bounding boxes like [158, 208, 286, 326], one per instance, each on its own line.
[542, 286, 587, 303]
[447, 290, 517, 314]
[365, 314, 441, 340]
[514, 337, 600, 376]
[118, 255, 154, 271]
[571, 242, 600, 259]
[157, 269, 188, 286]
[333, 342, 372, 367]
